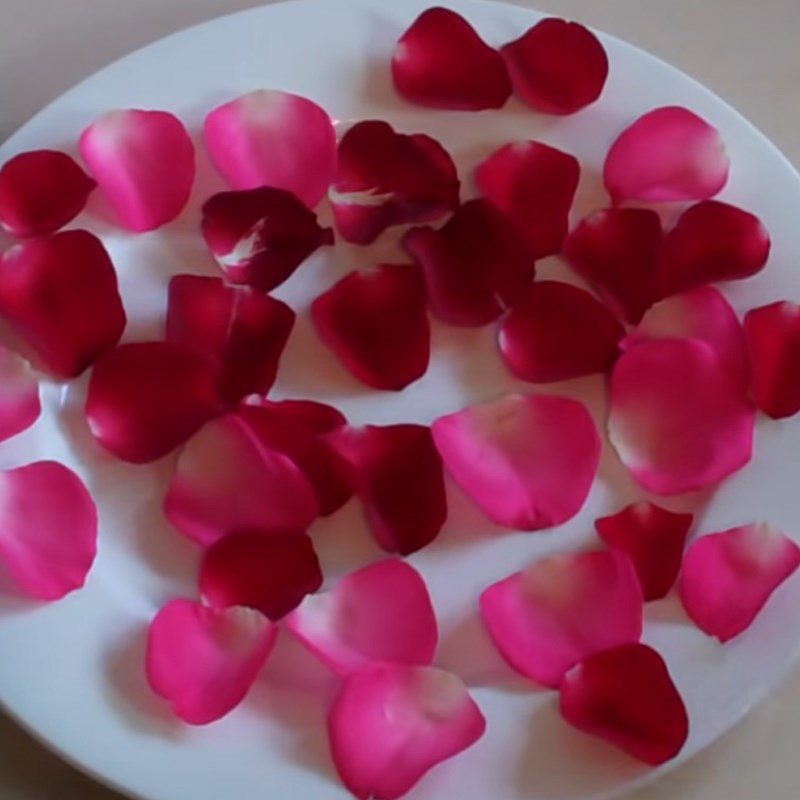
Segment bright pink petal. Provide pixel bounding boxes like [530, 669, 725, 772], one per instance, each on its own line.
[392, 7, 511, 110]
[329, 121, 459, 244]
[311, 264, 430, 390]
[402, 199, 536, 326]
[432, 394, 601, 530]
[498, 281, 624, 382]
[744, 301, 800, 419]
[203, 90, 336, 208]
[679, 523, 800, 642]
[501, 17, 608, 114]
[603, 106, 729, 204]
[608, 338, 755, 495]
[0, 347, 40, 442]
[328, 663, 485, 800]
[85, 342, 222, 464]
[323, 424, 447, 555]
[659, 200, 771, 296]
[0, 461, 97, 601]
[79, 109, 194, 231]
[0, 150, 95, 237]
[560, 643, 689, 765]
[595, 502, 694, 601]
[475, 141, 579, 258]
[563, 207, 662, 324]
[146, 599, 277, 725]
[285, 558, 437, 675]
[166, 274, 295, 403]
[0, 230, 126, 378]
[201, 186, 334, 292]
[165, 414, 318, 547]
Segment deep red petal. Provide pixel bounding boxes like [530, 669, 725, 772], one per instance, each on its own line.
[0, 347, 40, 442]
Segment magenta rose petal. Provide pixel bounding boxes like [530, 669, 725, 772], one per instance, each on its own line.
[328, 663, 485, 800]
[285, 558, 437, 675]
[680, 523, 800, 642]
[0, 347, 40, 442]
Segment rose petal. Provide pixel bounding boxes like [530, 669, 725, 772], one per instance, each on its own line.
[85, 342, 222, 464]
[679, 523, 800, 642]
[603, 106, 729, 204]
[0, 230, 126, 378]
[166, 274, 295, 403]
[328, 663, 485, 800]
[164, 414, 318, 547]
[498, 281, 624, 382]
[432, 393, 601, 530]
[595, 502, 694, 601]
[323, 424, 447, 555]
[744, 301, 800, 419]
[560, 643, 689, 765]
[311, 264, 430, 390]
[146, 599, 277, 725]
[563, 207, 662, 324]
[608, 338, 755, 495]
[79, 109, 194, 231]
[392, 7, 511, 110]
[475, 141, 580, 258]
[0, 461, 97, 600]
[329, 121, 459, 244]
[0, 347, 40, 442]
[201, 186, 334, 292]
[0, 150, 95, 237]
[285, 558, 437, 675]
[203, 90, 336, 208]
[501, 17, 608, 114]
[402, 199, 536, 326]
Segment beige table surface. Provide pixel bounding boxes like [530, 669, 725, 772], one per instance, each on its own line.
[1, 0, 799, 798]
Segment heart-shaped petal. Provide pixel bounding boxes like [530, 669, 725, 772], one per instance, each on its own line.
[0, 347, 40, 442]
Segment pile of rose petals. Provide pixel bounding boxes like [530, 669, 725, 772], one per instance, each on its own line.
[1, 5, 800, 799]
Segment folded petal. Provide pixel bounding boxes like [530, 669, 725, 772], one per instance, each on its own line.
[0, 230, 126, 378]
[79, 109, 194, 231]
[0, 461, 97, 600]
[328, 663, 485, 800]
[679, 523, 800, 642]
[560, 643, 689, 765]
[595, 502, 694, 601]
[201, 186, 334, 292]
[608, 338, 755, 495]
[285, 558, 437, 675]
[498, 281, 624, 382]
[475, 141, 579, 258]
[0, 150, 95, 237]
[85, 341, 222, 463]
[203, 90, 336, 208]
[146, 599, 277, 725]
[432, 393, 601, 530]
[501, 17, 608, 114]
[311, 264, 430, 390]
[0, 347, 40, 442]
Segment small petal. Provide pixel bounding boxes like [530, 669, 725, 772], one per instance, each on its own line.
[0, 150, 95, 237]
[432, 394, 601, 530]
[146, 599, 277, 725]
[475, 141, 579, 258]
[499, 281, 624, 382]
[311, 264, 430, 390]
[328, 663, 485, 800]
[501, 18, 608, 114]
[560, 643, 689, 765]
[79, 109, 195, 231]
[595, 502, 693, 601]
[603, 106, 729, 204]
[285, 559, 437, 675]
[679, 523, 800, 642]
[0, 347, 40, 442]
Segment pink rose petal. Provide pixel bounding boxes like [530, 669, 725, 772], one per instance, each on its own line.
[0, 347, 40, 442]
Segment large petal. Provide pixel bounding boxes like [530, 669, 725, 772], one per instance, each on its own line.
[79, 109, 194, 231]
[432, 394, 601, 530]
[0, 347, 40, 442]
[679, 523, 800, 642]
[328, 663, 485, 800]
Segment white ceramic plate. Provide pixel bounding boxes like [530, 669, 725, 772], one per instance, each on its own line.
[1, 1, 800, 798]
